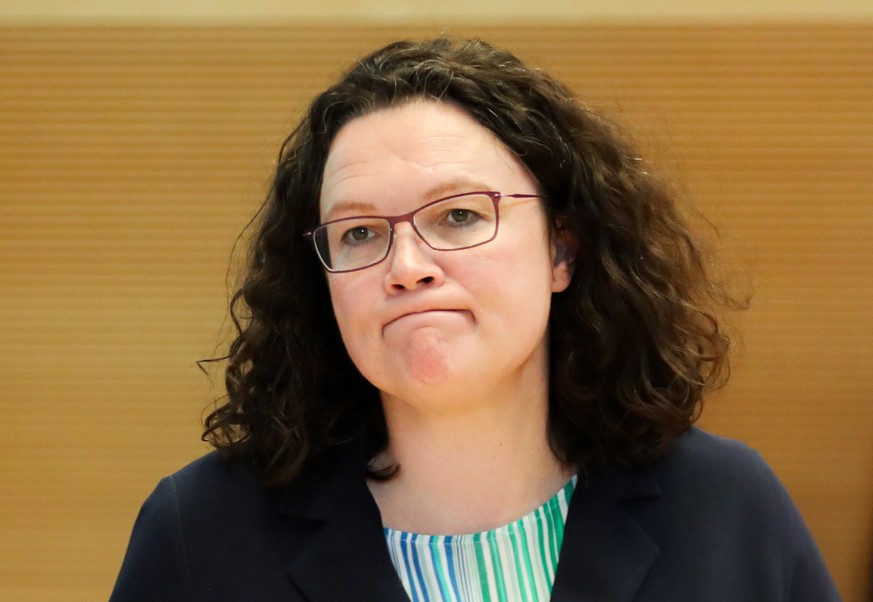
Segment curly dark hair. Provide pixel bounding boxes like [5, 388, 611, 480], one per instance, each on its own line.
[203, 38, 744, 487]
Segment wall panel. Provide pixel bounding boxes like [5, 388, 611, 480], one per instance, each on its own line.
[1, 25, 871, 601]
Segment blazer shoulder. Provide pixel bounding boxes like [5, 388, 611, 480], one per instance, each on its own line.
[167, 450, 263, 499]
[647, 428, 842, 601]
[653, 427, 809, 527]
[111, 452, 317, 601]
[656, 427, 773, 487]
[669, 426, 762, 463]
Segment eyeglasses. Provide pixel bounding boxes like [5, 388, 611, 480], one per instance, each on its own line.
[303, 191, 541, 273]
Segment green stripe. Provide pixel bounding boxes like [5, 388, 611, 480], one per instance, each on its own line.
[507, 524, 529, 599]
[546, 499, 561, 572]
[429, 537, 452, 601]
[486, 533, 508, 602]
[535, 503, 550, 585]
[474, 532, 491, 601]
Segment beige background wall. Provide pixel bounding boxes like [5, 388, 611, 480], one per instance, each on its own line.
[1, 13, 871, 602]
[2, 0, 873, 22]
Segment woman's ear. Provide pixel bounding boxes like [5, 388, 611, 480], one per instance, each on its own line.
[550, 225, 575, 293]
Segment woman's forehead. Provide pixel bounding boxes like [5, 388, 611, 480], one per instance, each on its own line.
[319, 100, 531, 216]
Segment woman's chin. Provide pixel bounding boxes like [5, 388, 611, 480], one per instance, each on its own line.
[379, 326, 460, 385]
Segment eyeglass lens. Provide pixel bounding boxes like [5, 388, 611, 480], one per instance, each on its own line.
[313, 192, 498, 272]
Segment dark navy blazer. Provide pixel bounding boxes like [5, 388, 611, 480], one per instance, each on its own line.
[110, 428, 841, 601]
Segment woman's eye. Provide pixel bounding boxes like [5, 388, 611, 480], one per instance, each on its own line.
[445, 208, 481, 226]
[341, 226, 375, 244]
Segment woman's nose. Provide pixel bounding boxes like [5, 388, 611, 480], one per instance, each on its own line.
[383, 223, 445, 292]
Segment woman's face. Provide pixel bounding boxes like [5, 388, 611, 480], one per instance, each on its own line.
[319, 100, 572, 409]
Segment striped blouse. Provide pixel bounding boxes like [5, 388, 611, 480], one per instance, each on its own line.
[384, 476, 577, 602]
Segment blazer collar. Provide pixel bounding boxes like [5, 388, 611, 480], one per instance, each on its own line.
[277, 441, 662, 602]
[275, 439, 370, 521]
[278, 440, 410, 602]
[551, 466, 661, 602]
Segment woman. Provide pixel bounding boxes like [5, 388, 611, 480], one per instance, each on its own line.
[111, 38, 840, 601]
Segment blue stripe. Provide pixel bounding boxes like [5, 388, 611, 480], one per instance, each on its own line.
[443, 535, 462, 601]
[404, 533, 423, 602]
[410, 533, 430, 602]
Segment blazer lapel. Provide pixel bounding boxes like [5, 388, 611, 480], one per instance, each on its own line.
[551, 467, 661, 602]
[279, 443, 410, 602]
[276, 442, 661, 602]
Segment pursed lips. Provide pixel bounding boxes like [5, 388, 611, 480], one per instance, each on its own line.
[383, 308, 469, 330]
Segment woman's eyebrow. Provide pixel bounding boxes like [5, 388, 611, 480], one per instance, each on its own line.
[322, 200, 379, 221]
[323, 179, 492, 221]
[422, 179, 491, 201]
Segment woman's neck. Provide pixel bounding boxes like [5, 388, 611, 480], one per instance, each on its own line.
[367, 389, 572, 535]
